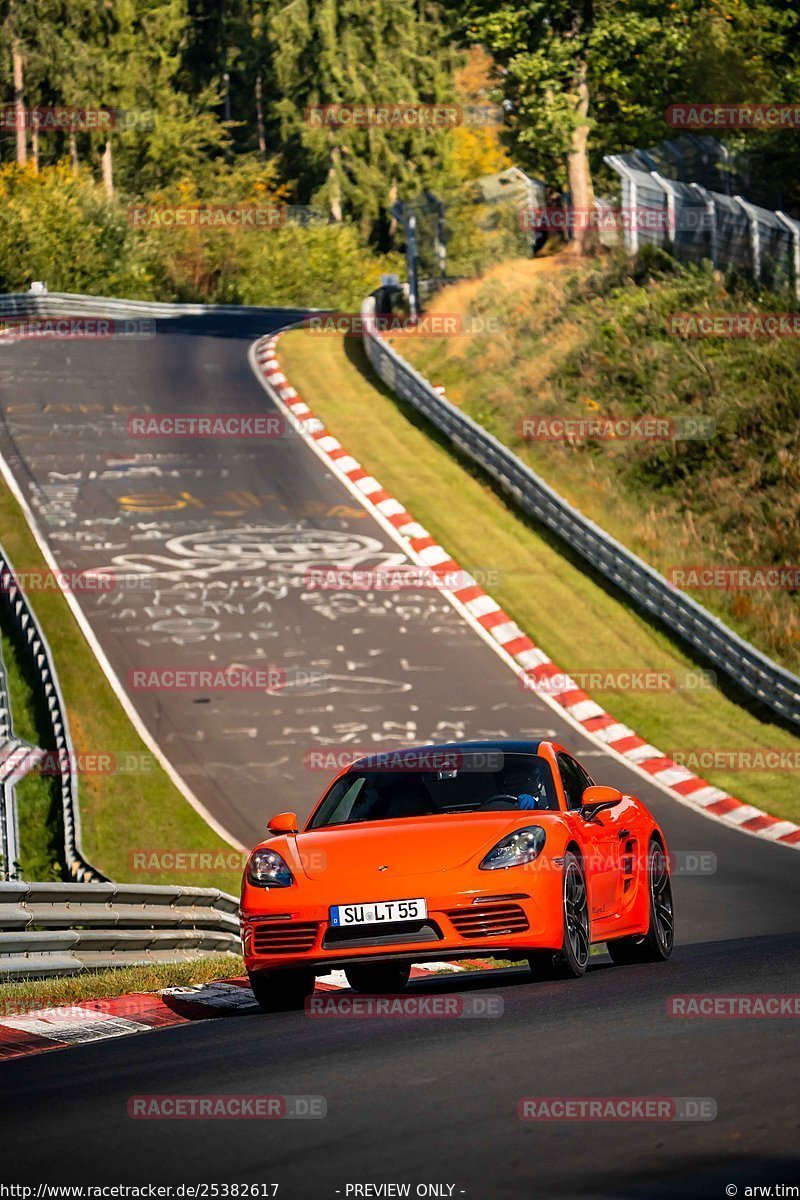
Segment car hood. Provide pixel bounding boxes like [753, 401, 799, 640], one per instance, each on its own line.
[287, 813, 550, 880]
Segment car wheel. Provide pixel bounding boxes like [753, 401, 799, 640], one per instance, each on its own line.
[248, 968, 315, 1012]
[607, 839, 674, 965]
[344, 962, 412, 993]
[558, 852, 590, 978]
[526, 950, 558, 978]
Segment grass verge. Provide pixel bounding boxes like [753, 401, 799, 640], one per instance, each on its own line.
[0, 476, 242, 891]
[0, 629, 63, 880]
[399, 250, 800, 672]
[0, 954, 244, 1012]
[278, 328, 800, 825]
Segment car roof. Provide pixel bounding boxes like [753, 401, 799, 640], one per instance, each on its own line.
[347, 739, 544, 769]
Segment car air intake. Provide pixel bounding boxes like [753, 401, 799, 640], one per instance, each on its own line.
[447, 903, 529, 938]
[323, 920, 442, 949]
[252, 921, 319, 954]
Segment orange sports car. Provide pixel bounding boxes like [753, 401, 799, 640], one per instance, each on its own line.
[240, 740, 674, 1010]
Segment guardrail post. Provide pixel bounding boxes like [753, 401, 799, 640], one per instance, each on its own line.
[689, 184, 717, 268]
[604, 156, 639, 255]
[651, 172, 677, 246]
[734, 195, 761, 281]
[775, 212, 800, 300]
[390, 201, 421, 319]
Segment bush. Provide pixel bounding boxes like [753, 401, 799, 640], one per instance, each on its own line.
[0, 161, 396, 310]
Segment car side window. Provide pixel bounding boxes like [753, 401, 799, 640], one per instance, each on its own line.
[557, 753, 587, 811]
[575, 760, 595, 793]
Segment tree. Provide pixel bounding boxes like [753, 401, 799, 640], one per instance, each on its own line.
[455, 0, 800, 249]
[267, 0, 458, 238]
[453, 2, 683, 251]
[448, 46, 512, 182]
[0, 0, 54, 165]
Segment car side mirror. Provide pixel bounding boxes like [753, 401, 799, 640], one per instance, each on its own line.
[267, 811, 299, 835]
[579, 785, 622, 821]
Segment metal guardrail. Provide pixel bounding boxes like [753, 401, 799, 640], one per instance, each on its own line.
[0, 641, 18, 876]
[0, 738, 45, 881]
[0, 543, 103, 883]
[0, 571, 47, 880]
[0, 290, 311, 321]
[360, 296, 800, 732]
[0, 882, 240, 978]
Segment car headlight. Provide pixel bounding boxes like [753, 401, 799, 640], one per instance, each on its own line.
[247, 848, 294, 888]
[479, 825, 546, 871]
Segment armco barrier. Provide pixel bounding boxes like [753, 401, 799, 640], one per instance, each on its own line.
[0, 289, 309, 322]
[0, 882, 240, 978]
[0, 543, 102, 883]
[360, 295, 800, 732]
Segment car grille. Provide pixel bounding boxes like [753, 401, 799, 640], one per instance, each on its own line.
[323, 920, 442, 949]
[446, 903, 529, 939]
[251, 921, 318, 954]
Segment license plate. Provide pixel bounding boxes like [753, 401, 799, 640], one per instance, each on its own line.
[329, 898, 427, 927]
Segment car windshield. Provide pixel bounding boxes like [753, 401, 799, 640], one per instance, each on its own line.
[308, 752, 558, 828]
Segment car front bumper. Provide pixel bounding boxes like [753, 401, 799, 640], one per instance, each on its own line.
[241, 876, 565, 974]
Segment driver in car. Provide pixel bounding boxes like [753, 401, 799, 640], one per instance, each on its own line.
[502, 770, 552, 810]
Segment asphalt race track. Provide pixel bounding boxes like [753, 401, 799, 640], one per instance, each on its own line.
[0, 308, 625, 847]
[1, 936, 799, 1196]
[0, 309, 798, 1197]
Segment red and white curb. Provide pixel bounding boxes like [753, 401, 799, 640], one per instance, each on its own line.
[250, 333, 800, 853]
[0, 963, 465, 1062]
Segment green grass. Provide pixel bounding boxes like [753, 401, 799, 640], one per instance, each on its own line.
[0, 629, 63, 880]
[0, 477, 242, 891]
[279, 328, 800, 825]
[0, 954, 244, 1012]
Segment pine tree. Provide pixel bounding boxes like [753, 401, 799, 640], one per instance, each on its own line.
[267, 0, 458, 237]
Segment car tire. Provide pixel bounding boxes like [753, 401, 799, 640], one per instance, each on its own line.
[607, 839, 674, 965]
[526, 950, 558, 978]
[344, 962, 412, 993]
[248, 968, 315, 1012]
[556, 851, 591, 978]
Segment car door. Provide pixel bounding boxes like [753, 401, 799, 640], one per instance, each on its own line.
[557, 752, 620, 920]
